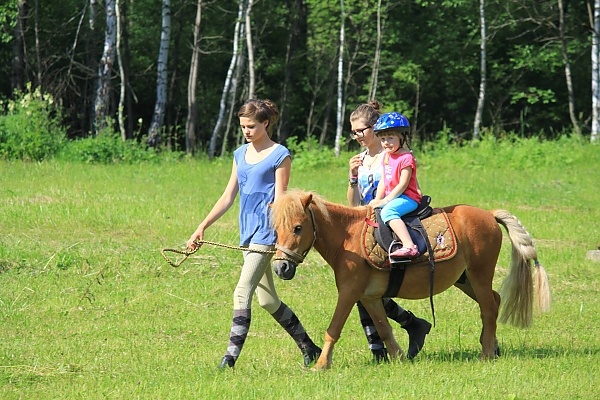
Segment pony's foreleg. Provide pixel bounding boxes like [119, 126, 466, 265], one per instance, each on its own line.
[361, 299, 404, 360]
[313, 296, 356, 370]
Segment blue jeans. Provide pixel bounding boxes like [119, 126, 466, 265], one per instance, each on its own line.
[380, 194, 418, 224]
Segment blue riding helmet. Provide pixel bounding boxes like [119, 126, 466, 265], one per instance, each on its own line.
[373, 112, 410, 134]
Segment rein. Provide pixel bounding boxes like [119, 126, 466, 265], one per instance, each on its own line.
[161, 240, 275, 268]
[162, 206, 318, 268]
[274, 206, 317, 265]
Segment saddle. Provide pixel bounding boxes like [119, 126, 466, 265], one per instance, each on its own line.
[374, 195, 434, 257]
[361, 196, 459, 316]
[362, 196, 458, 270]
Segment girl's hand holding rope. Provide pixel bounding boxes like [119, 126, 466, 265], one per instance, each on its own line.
[161, 240, 201, 268]
[161, 240, 276, 268]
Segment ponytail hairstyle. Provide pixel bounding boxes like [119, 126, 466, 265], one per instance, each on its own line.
[349, 100, 381, 127]
[238, 99, 280, 138]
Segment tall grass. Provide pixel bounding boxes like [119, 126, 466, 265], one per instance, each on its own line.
[1, 137, 599, 399]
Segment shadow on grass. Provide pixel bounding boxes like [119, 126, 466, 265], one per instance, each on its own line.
[425, 345, 599, 362]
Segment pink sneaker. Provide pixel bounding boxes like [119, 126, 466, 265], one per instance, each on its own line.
[389, 245, 419, 258]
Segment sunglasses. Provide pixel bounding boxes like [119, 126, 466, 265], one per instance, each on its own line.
[350, 126, 372, 139]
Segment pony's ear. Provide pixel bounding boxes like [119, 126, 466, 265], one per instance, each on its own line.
[301, 194, 313, 210]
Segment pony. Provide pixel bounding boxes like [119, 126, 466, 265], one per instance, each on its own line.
[270, 190, 551, 370]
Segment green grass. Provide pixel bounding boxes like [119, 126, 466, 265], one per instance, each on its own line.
[1, 138, 599, 399]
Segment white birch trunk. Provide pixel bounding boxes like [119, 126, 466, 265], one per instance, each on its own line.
[592, 0, 600, 142]
[245, 0, 255, 99]
[185, 0, 203, 154]
[224, 43, 245, 153]
[473, 0, 486, 141]
[334, 0, 345, 158]
[34, 0, 43, 91]
[209, 0, 244, 159]
[115, 0, 126, 141]
[89, 0, 97, 31]
[147, 0, 171, 147]
[558, 0, 580, 136]
[93, 0, 116, 133]
[368, 0, 382, 101]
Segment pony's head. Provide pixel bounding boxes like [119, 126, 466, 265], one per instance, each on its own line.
[271, 190, 327, 280]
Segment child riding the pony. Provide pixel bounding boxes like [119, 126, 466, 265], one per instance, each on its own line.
[369, 112, 422, 259]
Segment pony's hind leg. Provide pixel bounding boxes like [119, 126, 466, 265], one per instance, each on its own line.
[454, 275, 501, 358]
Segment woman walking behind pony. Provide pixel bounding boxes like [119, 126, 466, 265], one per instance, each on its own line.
[186, 99, 321, 368]
[347, 103, 431, 361]
[369, 111, 422, 258]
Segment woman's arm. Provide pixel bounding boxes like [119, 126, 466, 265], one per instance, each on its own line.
[187, 159, 239, 249]
[274, 155, 292, 201]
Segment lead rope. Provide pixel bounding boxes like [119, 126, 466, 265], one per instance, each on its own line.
[161, 240, 276, 268]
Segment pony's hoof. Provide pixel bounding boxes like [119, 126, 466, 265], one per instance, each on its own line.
[312, 362, 331, 371]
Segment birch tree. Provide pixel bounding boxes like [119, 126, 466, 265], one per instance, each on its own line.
[115, 0, 126, 140]
[334, 0, 345, 158]
[33, 0, 42, 90]
[11, 0, 27, 93]
[147, 0, 171, 147]
[558, 0, 580, 136]
[277, 0, 307, 142]
[93, 0, 116, 133]
[592, 0, 600, 143]
[245, 0, 255, 99]
[368, 0, 383, 101]
[209, 0, 245, 159]
[221, 46, 245, 155]
[185, 0, 202, 154]
[473, 0, 486, 141]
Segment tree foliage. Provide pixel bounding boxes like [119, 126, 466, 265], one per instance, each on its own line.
[0, 0, 596, 156]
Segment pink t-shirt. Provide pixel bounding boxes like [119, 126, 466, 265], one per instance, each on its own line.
[382, 151, 422, 203]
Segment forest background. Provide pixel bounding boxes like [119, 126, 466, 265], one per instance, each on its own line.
[2, 0, 600, 161]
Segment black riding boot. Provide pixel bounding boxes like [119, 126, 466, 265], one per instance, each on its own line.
[271, 302, 321, 367]
[356, 301, 389, 363]
[400, 310, 432, 360]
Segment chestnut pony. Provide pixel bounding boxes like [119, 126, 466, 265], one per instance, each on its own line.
[271, 190, 550, 370]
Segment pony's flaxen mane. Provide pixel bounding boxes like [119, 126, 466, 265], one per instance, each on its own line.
[271, 190, 331, 231]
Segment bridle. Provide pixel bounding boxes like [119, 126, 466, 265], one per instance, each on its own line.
[274, 206, 317, 265]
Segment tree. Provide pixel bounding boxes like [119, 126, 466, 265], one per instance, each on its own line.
[591, 0, 600, 143]
[276, 0, 308, 143]
[209, 0, 245, 159]
[367, 0, 383, 101]
[185, 0, 203, 154]
[1, 0, 597, 150]
[115, 0, 126, 140]
[93, 0, 116, 133]
[558, 0, 580, 136]
[334, 0, 345, 157]
[11, 0, 27, 94]
[244, 0, 254, 99]
[147, 0, 171, 147]
[473, 0, 486, 141]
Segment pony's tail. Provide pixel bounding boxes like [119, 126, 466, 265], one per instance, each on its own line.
[493, 210, 551, 328]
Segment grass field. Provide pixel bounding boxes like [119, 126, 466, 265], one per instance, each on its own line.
[1, 138, 599, 399]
